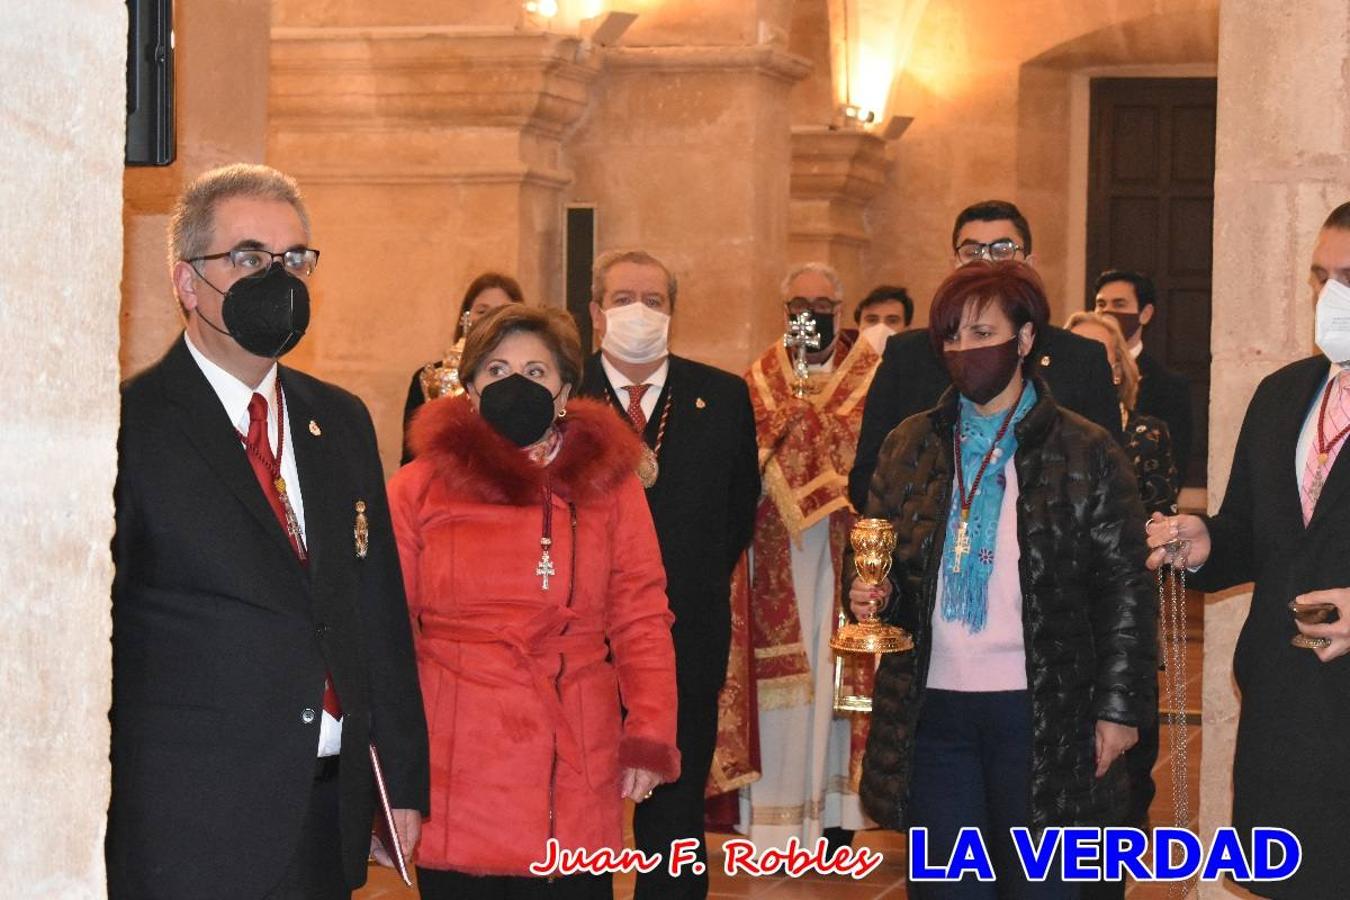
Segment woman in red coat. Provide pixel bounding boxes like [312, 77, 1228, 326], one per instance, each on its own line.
[388, 304, 680, 898]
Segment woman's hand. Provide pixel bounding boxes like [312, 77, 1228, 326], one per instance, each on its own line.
[621, 767, 663, 803]
[1144, 512, 1211, 571]
[1094, 720, 1138, 778]
[848, 579, 892, 622]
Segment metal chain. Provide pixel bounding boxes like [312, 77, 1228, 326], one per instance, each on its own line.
[1157, 544, 1193, 899]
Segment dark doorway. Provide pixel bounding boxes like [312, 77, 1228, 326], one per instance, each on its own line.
[1086, 76, 1215, 488]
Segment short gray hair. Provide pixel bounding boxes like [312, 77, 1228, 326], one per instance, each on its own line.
[591, 249, 679, 310]
[168, 163, 312, 269]
[780, 262, 843, 300]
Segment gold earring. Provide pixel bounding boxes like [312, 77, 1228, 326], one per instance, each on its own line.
[557, 407, 567, 420]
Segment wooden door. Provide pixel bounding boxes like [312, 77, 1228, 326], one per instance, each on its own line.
[1087, 77, 1215, 487]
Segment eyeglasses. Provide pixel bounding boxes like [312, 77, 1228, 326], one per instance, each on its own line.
[189, 247, 321, 277]
[786, 296, 842, 316]
[955, 239, 1025, 265]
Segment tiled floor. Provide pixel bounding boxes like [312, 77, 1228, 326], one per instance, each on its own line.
[359, 591, 1204, 899]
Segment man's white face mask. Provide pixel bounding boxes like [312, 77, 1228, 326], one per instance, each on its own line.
[1315, 278, 1350, 366]
[860, 322, 896, 356]
[602, 303, 671, 364]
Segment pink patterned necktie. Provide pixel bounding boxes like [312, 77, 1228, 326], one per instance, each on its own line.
[624, 384, 650, 433]
[1300, 370, 1350, 524]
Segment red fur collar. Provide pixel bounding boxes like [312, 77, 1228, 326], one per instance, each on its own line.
[408, 395, 642, 506]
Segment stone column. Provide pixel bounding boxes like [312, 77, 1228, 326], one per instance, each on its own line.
[268, 27, 598, 471]
[567, 45, 811, 374]
[1203, 3, 1350, 896]
[0, 2, 124, 894]
[789, 127, 889, 301]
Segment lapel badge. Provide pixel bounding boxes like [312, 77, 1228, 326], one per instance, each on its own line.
[695, 397, 707, 409]
[1039, 355, 1051, 367]
[354, 500, 369, 559]
[309, 419, 322, 436]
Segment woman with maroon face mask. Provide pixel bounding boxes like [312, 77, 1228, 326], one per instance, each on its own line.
[845, 261, 1156, 899]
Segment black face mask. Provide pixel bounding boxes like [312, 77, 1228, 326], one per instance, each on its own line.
[809, 310, 836, 349]
[198, 262, 311, 358]
[478, 374, 559, 447]
[944, 338, 1022, 405]
[1102, 310, 1141, 342]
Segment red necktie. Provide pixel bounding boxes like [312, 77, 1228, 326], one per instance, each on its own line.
[244, 393, 342, 719]
[624, 383, 650, 433]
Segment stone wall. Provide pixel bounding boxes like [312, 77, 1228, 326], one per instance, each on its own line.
[872, 0, 1219, 324]
[0, 2, 125, 895]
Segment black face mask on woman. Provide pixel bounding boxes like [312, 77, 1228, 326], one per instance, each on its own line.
[477, 374, 560, 447]
[944, 337, 1022, 405]
[197, 262, 311, 358]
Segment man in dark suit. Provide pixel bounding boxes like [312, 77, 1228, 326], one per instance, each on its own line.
[578, 249, 760, 899]
[1094, 268, 1194, 482]
[109, 164, 429, 899]
[1146, 202, 1350, 899]
[849, 200, 1120, 511]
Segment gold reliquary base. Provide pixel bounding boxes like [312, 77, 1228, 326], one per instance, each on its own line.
[830, 620, 914, 655]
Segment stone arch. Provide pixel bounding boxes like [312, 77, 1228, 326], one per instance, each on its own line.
[1015, 5, 1220, 321]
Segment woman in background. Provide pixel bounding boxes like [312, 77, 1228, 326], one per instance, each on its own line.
[1067, 309, 1179, 516]
[389, 304, 679, 899]
[401, 271, 525, 461]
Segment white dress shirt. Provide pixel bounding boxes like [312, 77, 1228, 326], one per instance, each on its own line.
[600, 354, 670, 423]
[183, 333, 341, 757]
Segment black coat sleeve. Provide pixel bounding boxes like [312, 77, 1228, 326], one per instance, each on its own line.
[1061, 335, 1124, 443]
[725, 377, 761, 572]
[1188, 383, 1260, 593]
[352, 396, 430, 812]
[1084, 434, 1157, 727]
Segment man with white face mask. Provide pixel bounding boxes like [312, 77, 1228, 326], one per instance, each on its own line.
[1144, 202, 1350, 899]
[579, 249, 760, 899]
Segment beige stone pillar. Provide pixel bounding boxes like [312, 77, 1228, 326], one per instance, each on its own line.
[0, 2, 124, 894]
[121, 0, 273, 379]
[789, 127, 889, 303]
[567, 45, 811, 374]
[1204, 3, 1350, 896]
[268, 27, 597, 472]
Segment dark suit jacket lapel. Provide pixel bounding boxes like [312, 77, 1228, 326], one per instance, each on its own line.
[159, 337, 302, 568]
[583, 351, 671, 444]
[280, 369, 347, 602]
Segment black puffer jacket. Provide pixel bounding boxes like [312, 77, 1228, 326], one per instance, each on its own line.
[851, 379, 1155, 830]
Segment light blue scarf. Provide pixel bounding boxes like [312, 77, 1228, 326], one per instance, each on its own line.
[939, 382, 1036, 633]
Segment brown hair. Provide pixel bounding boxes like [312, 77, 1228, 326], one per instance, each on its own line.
[927, 261, 1050, 361]
[459, 304, 583, 390]
[591, 249, 679, 310]
[456, 272, 525, 340]
[1065, 310, 1139, 410]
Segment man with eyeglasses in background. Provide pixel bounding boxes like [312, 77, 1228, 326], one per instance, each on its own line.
[108, 163, 428, 899]
[849, 199, 1121, 512]
[740, 262, 882, 857]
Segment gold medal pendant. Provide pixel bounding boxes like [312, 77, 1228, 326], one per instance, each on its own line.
[637, 444, 659, 488]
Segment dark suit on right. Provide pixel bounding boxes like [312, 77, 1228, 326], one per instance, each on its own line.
[1191, 355, 1350, 899]
[849, 326, 1121, 511]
